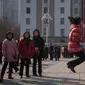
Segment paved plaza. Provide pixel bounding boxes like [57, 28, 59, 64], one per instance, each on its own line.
[0, 58, 85, 85]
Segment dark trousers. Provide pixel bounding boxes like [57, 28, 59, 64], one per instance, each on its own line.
[68, 51, 85, 68]
[16, 55, 20, 66]
[33, 54, 42, 75]
[50, 53, 53, 60]
[19, 59, 30, 76]
[0, 55, 2, 63]
[55, 54, 60, 61]
[1, 61, 16, 78]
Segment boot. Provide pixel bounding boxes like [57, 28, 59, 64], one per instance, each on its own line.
[8, 73, 14, 79]
[0, 75, 3, 83]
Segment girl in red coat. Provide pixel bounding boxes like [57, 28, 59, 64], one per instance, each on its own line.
[18, 31, 35, 78]
[67, 17, 85, 73]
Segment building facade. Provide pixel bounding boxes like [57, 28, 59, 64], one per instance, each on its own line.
[36, 0, 71, 44]
[83, 0, 85, 36]
[2, 0, 19, 24]
[0, 0, 83, 44]
[20, 0, 37, 36]
[16, 0, 83, 44]
[0, 0, 3, 20]
[71, 0, 83, 17]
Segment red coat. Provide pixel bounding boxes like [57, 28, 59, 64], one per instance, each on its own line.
[68, 24, 83, 53]
[18, 39, 35, 59]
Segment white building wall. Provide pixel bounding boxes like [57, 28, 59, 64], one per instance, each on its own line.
[0, 0, 3, 20]
[72, 0, 80, 17]
[54, 0, 71, 37]
[20, 0, 36, 36]
[3, 0, 18, 24]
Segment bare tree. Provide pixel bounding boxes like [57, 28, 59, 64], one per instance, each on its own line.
[0, 19, 20, 41]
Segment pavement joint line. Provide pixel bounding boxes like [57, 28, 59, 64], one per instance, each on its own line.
[52, 64, 70, 85]
[45, 62, 67, 85]
[61, 70, 71, 85]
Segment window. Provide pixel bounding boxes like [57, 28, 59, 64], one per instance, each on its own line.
[60, 7, 64, 14]
[44, 0, 48, 4]
[26, 29, 30, 32]
[60, 0, 64, 3]
[26, 0, 30, 3]
[60, 29, 65, 36]
[74, 8, 78, 14]
[44, 7, 48, 14]
[60, 18, 64, 24]
[26, 7, 30, 14]
[74, 0, 78, 4]
[26, 18, 30, 25]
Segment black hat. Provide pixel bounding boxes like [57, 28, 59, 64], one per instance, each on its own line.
[68, 16, 82, 25]
[6, 31, 14, 38]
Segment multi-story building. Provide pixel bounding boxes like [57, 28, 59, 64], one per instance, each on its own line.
[54, 0, 71, 44]
[0, 0, 3, 20]
[3, 0, 19, 24]
[0, 0, 83, 44]
[83, 0, 85, 36]
[71, 0, 83, 17]
[20, 0, 71, 44]
[20, 0, 36, 36]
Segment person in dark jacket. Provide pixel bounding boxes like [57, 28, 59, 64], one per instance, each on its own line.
[55, 46, 61, 61]
[33, 29, 45, 77]
[18, 31, 35, 78]
[0, 41, 2, 64]
[49, 44, 54, 60]
[44, 45, 49, 60]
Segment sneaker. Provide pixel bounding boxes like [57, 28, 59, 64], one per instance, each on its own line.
[8, 77, 14, 79]
[67, 63, 76, 73]
[15, 68, 19, 72]
[26, 75, 30, 78]
[39, 74, 42, 77]
[33, 74, 38, 76]
[20, 76, 23, 78]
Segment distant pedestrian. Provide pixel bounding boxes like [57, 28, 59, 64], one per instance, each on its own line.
[55, 46, 60, 61]
[49, 44, 54, 60]
[18, 31, 35, 78]
[64, 45, 68, 58]
[0, 41, 2, 64]
[32, 29, 45, 77]
[0, 32, 19, 82]
[61, 46, 65, 58]
[44, 44, 48, 60]
[67, 16, 85, 73]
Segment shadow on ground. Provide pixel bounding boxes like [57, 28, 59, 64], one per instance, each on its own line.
[0, 80, 23, 85]
[0, 76, 85, 85]
[20, 76, 85, 85]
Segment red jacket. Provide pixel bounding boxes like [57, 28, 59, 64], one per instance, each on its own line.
[68, 24, 83, 53]
[18, 39, 35, 59]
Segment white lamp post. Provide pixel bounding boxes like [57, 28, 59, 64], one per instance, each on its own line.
[41, 13, 52, 44]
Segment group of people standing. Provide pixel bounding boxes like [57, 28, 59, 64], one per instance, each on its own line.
[0, 29, 44, 82]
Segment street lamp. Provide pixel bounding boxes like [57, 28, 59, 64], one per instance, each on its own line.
[41, 13, 52, 44]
